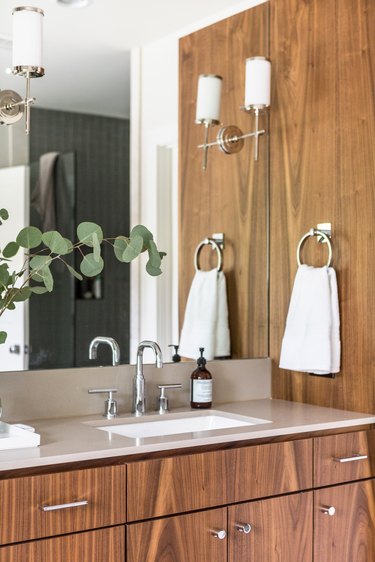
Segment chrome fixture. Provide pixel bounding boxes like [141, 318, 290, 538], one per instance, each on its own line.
[0, 7, 45, 135]
[88, 336, 120, 366]
[297, 223, 333, 267]
[333, 453, 368, 463]
[235, 523, 252, 534]
[321, 506, 336, 516]
[88, 388, 118, 419]
[134, 340, 163, 416]
[211, 529, 226, 540]
[196, 57, 271, 171]
[157, 383, 182, 414]
[194, 233, 225, 272]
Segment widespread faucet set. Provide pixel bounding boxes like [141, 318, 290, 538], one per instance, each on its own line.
[87, 337, 181, 419]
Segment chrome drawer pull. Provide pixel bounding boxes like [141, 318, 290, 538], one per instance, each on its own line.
[235, 523, 252, 534]
[333, 453, 368, 463]
[211, 529, 226, 540]
[39, 500, 89, 512]
[321, 506, 336, 516]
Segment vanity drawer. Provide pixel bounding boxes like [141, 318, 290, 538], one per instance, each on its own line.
[0, 465, 126, 545]
[314, 430, 375, 487]
[127, 438, 312, 521]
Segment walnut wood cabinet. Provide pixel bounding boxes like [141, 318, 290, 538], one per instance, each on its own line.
[0, 428, 374, 561]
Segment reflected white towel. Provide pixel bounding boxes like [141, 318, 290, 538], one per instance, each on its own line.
[279, 265, 340, 374]
[179, 269, 230, 360]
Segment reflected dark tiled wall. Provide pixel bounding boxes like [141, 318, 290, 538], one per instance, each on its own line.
[29, 108, 130, 368]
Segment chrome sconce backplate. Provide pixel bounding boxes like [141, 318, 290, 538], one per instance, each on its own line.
[0, 90, 24, 125]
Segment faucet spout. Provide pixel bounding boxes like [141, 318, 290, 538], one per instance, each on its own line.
[89, 336, 120, 366]
[134, 340, 163, 416]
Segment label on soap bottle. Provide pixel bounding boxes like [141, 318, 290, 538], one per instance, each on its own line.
[192, 379, 213, 403]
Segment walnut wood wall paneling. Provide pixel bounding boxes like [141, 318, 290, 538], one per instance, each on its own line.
[0, 527, 125, 562]
[179, 3, 269, 359]
[270, 0, 375, 412]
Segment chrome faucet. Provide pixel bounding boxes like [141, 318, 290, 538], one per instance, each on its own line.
[134, 340, 163, 416]
[89, 336, 120, 366]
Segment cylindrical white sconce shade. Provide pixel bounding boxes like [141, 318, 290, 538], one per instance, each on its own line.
[12, 6, 44, 77]
[244, 57, 271, 109]
[195, 74, 222, 124]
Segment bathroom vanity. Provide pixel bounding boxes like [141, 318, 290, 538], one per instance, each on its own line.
[0, 399, 374, 561]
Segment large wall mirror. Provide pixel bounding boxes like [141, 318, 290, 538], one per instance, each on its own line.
[0, 0, 269, 372]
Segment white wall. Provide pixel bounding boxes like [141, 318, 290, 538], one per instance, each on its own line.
[130, 0, 268, 363]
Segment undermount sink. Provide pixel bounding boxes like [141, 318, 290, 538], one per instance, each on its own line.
[95, 410, 271, 439]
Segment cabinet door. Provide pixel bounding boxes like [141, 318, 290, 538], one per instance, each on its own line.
[314, 480, 375, 562]
[0, 465, 126, 544]
[127, 507, 226, 562]
[0, 527, 124, 562]
[228, 492, 313, 562]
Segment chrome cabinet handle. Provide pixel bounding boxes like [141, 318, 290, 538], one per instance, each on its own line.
[333, 453, 368, 463]
[39, 500, 89, 512]
[211, 529, 226, 540]
[235, 523, 252, 534]
[321, 506, 336, 516]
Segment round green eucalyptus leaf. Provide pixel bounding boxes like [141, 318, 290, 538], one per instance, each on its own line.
[0, 331, 7, 344]
[3, 241, 20, 259]
[0, 209, 9, 221]
[16, 226, 42, 249]
[30, 285, 49, 295]
[39, 266, 54, 292]
[122, 235, 143, 263]
[63, 238, 74, 254]
[147, 240, 162, 268]
[80, 253, 104, 277]
[130, 225, 153, 248]
[30, 255, 52, 271]
[77, 222, 103, 247]
[0, 264, 10, 287]
[114, 237, 128, 262]
[146, 260, 162, 276]
[66, 263, 83, 281]
[42, 231, 69, 255]
[92, 232, 101, 263]
[10, 287, 32, 302]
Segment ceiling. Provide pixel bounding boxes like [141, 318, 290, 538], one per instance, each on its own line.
[0, 0, 253, 119]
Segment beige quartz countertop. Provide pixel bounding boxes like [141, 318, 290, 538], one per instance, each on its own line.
[0, 398, 375, 472]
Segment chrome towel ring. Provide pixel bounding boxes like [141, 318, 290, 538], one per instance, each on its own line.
[297, 228, 333, 267]
[194, 238, 223, 272]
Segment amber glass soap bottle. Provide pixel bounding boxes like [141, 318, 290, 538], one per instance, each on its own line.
[190, 347, 212, 409]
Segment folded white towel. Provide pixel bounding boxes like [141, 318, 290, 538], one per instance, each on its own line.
[279, 265, 340, 374]
[179, 269, 230, 360]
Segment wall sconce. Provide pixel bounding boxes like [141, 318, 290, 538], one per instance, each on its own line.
[0, 6, 45, 135]
[196, 57, 271, 171]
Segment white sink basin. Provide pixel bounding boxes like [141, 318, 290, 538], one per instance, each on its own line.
[96, 411, 271, 439]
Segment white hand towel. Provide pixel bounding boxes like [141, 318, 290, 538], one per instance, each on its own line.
[179, 269, 231, 360]
[279, 265, 340, 374]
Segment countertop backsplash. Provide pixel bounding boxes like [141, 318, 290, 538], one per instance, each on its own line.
[0, 358, 271, 423]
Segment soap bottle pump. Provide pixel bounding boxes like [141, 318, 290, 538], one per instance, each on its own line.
[190, 347, 212, 409]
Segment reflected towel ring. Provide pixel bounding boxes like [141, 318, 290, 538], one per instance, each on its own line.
[297, 228, 332, 267]
[194, 238, 223, 272]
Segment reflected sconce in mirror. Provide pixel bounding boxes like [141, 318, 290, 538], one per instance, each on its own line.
[0, 6, 45, 135]
[196, 57, 271, 171]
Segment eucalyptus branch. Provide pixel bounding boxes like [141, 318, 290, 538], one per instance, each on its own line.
[0, 214, 166, 344]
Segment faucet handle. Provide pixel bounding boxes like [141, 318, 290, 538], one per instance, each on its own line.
[88, 388, 118, 419]
[157, 384, 182, 415]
